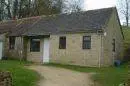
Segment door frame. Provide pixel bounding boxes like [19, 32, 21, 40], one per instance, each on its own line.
[43, 38, 50, 63]
[0, 42, 3, 60]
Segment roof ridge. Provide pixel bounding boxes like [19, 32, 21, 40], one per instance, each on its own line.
[0, 16, 42, 24]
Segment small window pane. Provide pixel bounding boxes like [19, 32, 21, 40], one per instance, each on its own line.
[83, 36, 91, 49]
[59, 36, 66, 49]
[30, 38, 40, 52]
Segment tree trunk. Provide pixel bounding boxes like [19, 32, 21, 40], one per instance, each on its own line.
[126, 0, 129, 27]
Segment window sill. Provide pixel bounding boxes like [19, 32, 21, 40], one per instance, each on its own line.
[82, 48, 91, 50]
[9, 49, 15, 50]
[30, 51, 40, 52]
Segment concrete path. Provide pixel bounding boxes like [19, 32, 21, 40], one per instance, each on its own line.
[28, 65, 94, 86]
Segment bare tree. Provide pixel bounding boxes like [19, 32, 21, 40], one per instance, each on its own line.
[0, 0, 6, 20]
[12, 0, 18, 19]
[118, 0, 130, 27]
[33, 0, 63, 15]
[62, 0, 83, 13]
[0, 0, 83, 21]
[68, 0, 82, 12]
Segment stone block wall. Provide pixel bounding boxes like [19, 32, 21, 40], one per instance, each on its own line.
[5, 37, 24, 60]
[50, 33, 101, 67]
[102, 9, 124, 66]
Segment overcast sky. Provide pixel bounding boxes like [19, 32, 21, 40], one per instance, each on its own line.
[83, 0, 116, 10]
[83, 0, 125, 24]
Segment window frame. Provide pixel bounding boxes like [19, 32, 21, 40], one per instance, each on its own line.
[30, 38, 40, 52]
[9, 36, 16, 50]
[59, 36, 66, 49]
[112, 39, 116, 52]
[82, 36, 91, 49]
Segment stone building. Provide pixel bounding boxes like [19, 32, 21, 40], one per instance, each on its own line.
[0, 7, 124, 67]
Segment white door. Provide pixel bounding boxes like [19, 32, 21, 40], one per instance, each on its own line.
[0, 42, 3, 60]
[43, 38, 50, 63]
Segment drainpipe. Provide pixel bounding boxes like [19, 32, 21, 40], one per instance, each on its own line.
[99, 35, 102, 68]
[99, 32, 104, 68]
[20, 36, 23, 60]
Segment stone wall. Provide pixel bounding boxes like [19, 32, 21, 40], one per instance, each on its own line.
[0, 33, 6, 58]
[0, 71, 12, 86]
[102, 9, 124, 66]
[27, 38, 44, 63]
[5, 37, 24, 60]
[50, 33, 102, 67]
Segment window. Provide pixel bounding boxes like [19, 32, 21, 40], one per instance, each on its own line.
[112, 39, 116, 52]
[30, 38, 40, 52]
[59, 36, 66, 49]
[9, 37, 15, 49]
[83, 36, 91, 49]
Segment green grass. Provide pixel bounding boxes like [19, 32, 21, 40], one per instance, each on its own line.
[0, 60, 39, 86]
[45, 63, 129, 86]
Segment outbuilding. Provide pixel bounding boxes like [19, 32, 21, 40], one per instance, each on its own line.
[0, 7, 124, 67]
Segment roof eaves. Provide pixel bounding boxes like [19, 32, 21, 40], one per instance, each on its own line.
[22, 29, 103, 36]
[115, 8, 124, 39]
[101, 7, 115, 29]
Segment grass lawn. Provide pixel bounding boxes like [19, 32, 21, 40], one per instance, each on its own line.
[0, 60, 39, 86]
[45, 63, 129, 86]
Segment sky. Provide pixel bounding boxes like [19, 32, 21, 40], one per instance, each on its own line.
[83, 0, 116, 10]
[83, 0, 125, 24]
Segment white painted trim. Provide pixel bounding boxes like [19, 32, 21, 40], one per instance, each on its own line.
[0, 42, 3, 60]
[43, 38, 50, 63]
[100, 35, 103, 67]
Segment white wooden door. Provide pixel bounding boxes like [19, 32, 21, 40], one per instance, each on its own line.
[0, 42, 3, 60]
[43, 38, 50, 63]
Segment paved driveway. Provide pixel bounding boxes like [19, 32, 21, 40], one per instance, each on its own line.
[28, 65, 94, 86]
